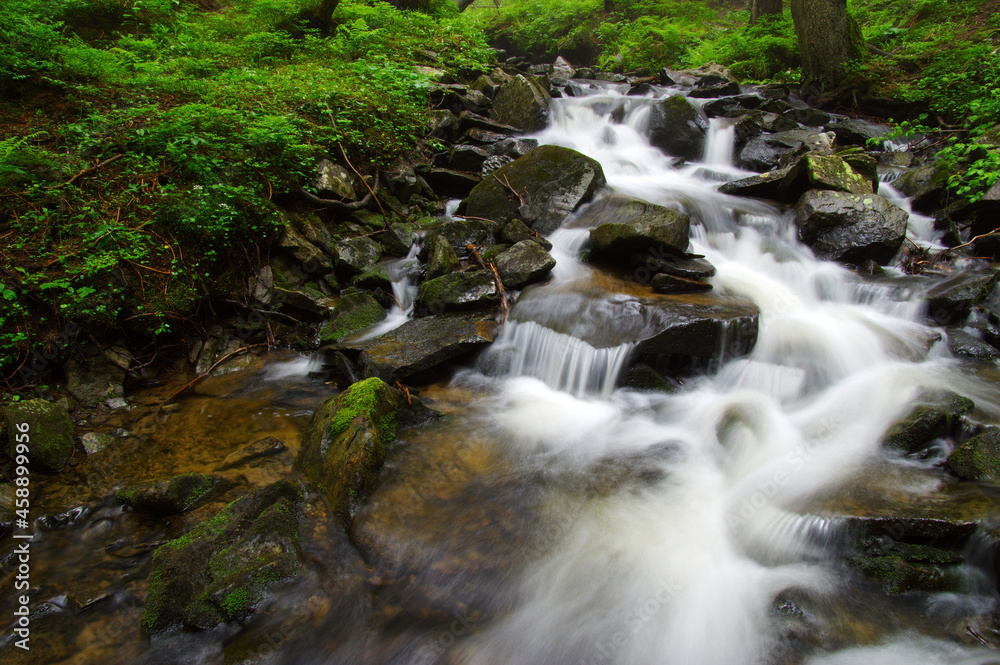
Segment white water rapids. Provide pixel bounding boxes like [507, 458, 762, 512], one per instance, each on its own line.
[434, 84, 1000, 664]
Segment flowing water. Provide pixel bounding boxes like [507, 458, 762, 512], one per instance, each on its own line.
[9, 83, 1000, 665]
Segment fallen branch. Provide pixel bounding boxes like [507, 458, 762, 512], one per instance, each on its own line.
[157, 343, 265, 413]
[945, 227, 1000, 252]
[467, 244, 510, 322]
[46, 154, 125, 189]
[300, 174, 380, 212]
[493, 173, 526, 206]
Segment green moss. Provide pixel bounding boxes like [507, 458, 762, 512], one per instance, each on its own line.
[319, 293, 386, 344]
[330, 378, 398, 443]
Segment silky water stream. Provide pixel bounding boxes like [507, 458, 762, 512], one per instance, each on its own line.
[9, 82, 1000, 665]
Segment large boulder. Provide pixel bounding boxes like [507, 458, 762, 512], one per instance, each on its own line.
[491, 240, 556, 289]
[892, 162, 951, 214]
[314, 159, 357, 200]
[3, 399, 74, 473]
[318, 293, 387, 345]
[777, 154, 874, 201]
[463, 145, 606, 234]
[436, 218, 500, 251]
[794, 190, 908, 265]
[331, 237, 381, 278]
[141, 481, 305, 635]
[358, 312, 500, 383]
[417, 270, 498, 313]
[587, 196, 691, 260]
[296, 378, 401, 513]
[647, 95, 710, 161]
[491, 74, 551, 132]
[738, 129, 835, 172]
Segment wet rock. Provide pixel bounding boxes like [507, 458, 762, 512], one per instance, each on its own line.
[719, 167, 792, 199]
[739, 130, 835, 172]
[449, 144, 490, 172]
[689, 79, 741, 98]
[488, 137, 540, 160]
[794, 190, 908, 265]
[314, 159, 356, 200]
[358, 312, 500, 383]
[318, 293, 387, 345]
[279, 223, 332, 271]
[619, 363, 674, 392]
[947, 329, 999, 360]
[272, 283, 334, 319]
[778, 154, 874, 201]
[627, 82, 654, 96]
[892, 162, 951, 213]
[376, 223, 418, 257]
[551, 56, 575, 85]
[3, 399, 74, 472]
[588, 196, 691, 259]
[947, 428, 1000, 480]
[331, 237, 382, 278]
[491, 240, 557, 289]
[785, 107, 831, 126]
[501, 218, 552, 250]
[459, 111, 521, 136]
[647, 95, 710, 161]
[827, 118, 891, 148]
[116, 473, 226, 514]
[417, 270, 498, 313]
[80, 432, 116, 455]
[436, 218, 500, 251]
[883, 391, 974, 454]
[630, 253, 716, 280]
[840, 150, 880, 191]
[849, 548, 965, 594]
[925, 269, 1000, 325]
[463, 145, 606, 234]
[141, 481, 305, 635]
[651, 273, 713, 294]
[351, 263, 393, 291]
[425, 234, 461, 280]
[296, 378, 402, 514]
[428, 109, 460, 140]
[216, 437, 287, 471]
[417, 166, 481, 199]
[66, 353, 126, 406]
[844, 515, 977, 541]
[491, 74, 551, 132]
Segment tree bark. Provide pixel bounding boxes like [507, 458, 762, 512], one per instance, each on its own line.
[789, 0, 865, 91]
[749, 0, 782, 24]
[314, 0, 340, 32]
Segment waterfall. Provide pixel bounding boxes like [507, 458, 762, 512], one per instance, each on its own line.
[704, 118, 736, 167]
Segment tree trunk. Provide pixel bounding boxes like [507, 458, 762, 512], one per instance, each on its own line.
[314, 0, 340, 32]
[457, 0, 476, 10]
[789, 0, 865, 91]
[749, 0, 782, 24]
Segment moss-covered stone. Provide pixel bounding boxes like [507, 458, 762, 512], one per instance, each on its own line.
[436, 218, 500, 251]
[883, 392, 974, 454]
[501, 218, 552, 250]
[377, 222, 418, 257]
[778, 154, 874, 201]
[141, 481, 304, 636]
[647, 95, 709, 161]
[490, 240, 556, 289]
[295, 378, 401, 514]
[318, 293, 387, 344]
[425, 234, 461, 280]
[463, 145, 606, 234]
[947, 428, 1000, 480]
[491, 74, 551, 132]
[2, 399, 74, 473]
[116, 473, 226, 514]
[351, 263, 394, 291]
[849, 554, 964, 594]
[331, 236, 382, 278]
[417, 270, 498, 313]
[588, 196, 691, 260]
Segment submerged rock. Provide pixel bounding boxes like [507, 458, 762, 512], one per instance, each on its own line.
[296, 377, 402, 514]
[3, 399, 74, 473]
[318, 293, 386, 345]
[463, 145, 606, 234]
[358, 312, 500, 383]
[948, 428, 1000, 480]
[882, 391, 974, 454]
[142, 481, 305, 635]
[116, 473, 227, 514]
[647, 95, 709, 161]
[925, 269, 999, 325]
[794, 190, 908, 265]
[587, 196, 691, 259]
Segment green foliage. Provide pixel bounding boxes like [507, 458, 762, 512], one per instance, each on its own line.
[700, 12, 799, 82]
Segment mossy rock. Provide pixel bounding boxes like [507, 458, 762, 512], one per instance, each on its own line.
[436, 218, 500, 251]
[2, 399, 74, 473]
[425, 234, 461, 280]
[588, 196, 691, 260]
[883, 391, 974, 454]
[647, 95, 709, 161]
[947, 428, 1000, 481]
[331, 236, 382, 278]
[318, 293, 387, 345]
[116, 473, 226, 514]
[490, 240, 556, 289]
[351, 263, 394, 291]
[377, 222, 418, 257]
[141, 481, 305, 636]
[417, 270, 498, 313]
[777, 154, 874, 202]
[463, 145, 605, 234]
[295, 378, 401, 514]
[849, 554, 964, 594]
[501, 218, 552, 250]
[491, 74, 550, 132]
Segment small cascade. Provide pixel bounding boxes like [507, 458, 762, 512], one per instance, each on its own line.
[484, 320, 635, 397]
[704, 118, 736, 167]
[353, 241, 422, 342]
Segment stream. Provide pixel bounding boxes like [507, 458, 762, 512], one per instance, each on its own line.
[7, 81, 1000, 665]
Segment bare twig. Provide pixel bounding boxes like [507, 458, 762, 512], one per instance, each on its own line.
[157, 343, 265, 413]
[46, 154, 125, 189]
[493, 173, 526, 206]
